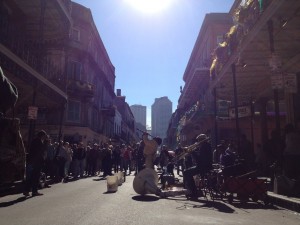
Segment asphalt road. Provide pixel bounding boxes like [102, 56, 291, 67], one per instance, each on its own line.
[0, 174, 299, 225]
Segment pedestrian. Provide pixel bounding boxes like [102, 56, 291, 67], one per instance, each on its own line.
[142, 132, 162, 169]
[183, 134, 212, 200]
[62, 142, 73, 182]
[72, 142, 86, 179]
[23, 130, 48, 197]
[112, 145, 121, 173]
[283, 124, 300, 180]
[102, 142, 113, 177]
[88, 143, 98, 176]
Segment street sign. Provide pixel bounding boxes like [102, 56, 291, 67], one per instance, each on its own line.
[229, 105, 251, 118]
[284, 73, 297, 93]
[28, 106, 38, 120]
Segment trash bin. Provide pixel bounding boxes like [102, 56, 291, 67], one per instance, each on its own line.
[107, 175, 118, 192]
[116, 171, 124, 186]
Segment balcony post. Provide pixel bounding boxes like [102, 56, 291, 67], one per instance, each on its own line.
[232, 63, 240, 151]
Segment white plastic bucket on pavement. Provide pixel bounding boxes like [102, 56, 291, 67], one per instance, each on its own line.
[117, 171, 124, 186]
[107, 175, 118, 192]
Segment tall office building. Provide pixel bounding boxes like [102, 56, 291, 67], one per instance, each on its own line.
[130, 104, 147, 127]
[151, 97, 172, 140]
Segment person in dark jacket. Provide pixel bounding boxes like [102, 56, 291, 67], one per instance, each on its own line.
[72, 142, 86, 179]
[183, 134, 212, 200]
[23, 130, 48, 197]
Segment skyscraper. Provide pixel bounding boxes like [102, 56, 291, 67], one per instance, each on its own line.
[130, 104, 147, 127]
[151, 97, 172, 140]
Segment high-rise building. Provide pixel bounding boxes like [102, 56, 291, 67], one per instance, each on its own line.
[151, 97, 172, 140]
[130, 104, 147, 127]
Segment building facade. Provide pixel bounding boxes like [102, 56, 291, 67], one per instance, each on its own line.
[61, 2, 116, 145]
[114, 89, 137, 144]
[175, 13, 233, 147]
[0, 0, 117, 146]
[130, 104, 146, 128]
[168, 0, 300, 159]
[151, 96, 172, 141]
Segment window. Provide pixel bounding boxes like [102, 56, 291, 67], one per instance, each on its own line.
[67, 61, 81, 80]
[67, 100, 80, 122]
[71, 28, 80, 41]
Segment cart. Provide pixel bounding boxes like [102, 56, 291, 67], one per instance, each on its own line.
[221, 176, 269, 204]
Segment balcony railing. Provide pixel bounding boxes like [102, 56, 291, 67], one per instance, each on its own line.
[67, 80, 94, 98]
[210, 0, 272, 78]
[0, 26, 64, 91]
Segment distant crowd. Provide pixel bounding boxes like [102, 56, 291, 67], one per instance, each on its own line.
[43, 139, 145, 183]
[23, 131, 147, 196]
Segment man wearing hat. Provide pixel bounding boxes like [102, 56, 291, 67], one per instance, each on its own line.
[183, 133, 212, 200]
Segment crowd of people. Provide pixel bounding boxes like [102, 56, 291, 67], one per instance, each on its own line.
[23, 131, 147, 196]
[23, 124, 300, 198]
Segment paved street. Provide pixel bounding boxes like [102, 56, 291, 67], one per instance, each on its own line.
[0, 174, 299, 225]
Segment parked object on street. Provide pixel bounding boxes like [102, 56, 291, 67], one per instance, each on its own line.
[107, 175, 118, 192]
[0, 118, 26, 184]
[221, 176, 269, 204]
[0, 66, 18, 115]
[116, 171, 125, 186]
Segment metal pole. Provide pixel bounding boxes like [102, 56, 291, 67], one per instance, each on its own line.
[250, 99, 255, 152]
[214, 87, 218, 147]
[27, 0, 47, 147]
[267, 19, 281, 133]
[232, 63, 240, 151]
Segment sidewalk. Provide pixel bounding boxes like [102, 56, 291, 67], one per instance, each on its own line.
[261, 176, 300, 213]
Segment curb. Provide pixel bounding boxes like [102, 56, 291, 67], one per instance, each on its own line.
[268, 192, 300, 213]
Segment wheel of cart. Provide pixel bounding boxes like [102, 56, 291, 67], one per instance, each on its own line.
[193, 167, 225, 201]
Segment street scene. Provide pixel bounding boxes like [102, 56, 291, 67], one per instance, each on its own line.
[1, 0, 300, 224]
[0, 173, 299, 225]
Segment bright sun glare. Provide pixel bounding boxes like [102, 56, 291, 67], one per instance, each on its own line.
[124, 0, 173, 14]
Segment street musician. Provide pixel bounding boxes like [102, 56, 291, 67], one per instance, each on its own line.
[183, 134, 212, 200]
[142, 132, 162, 169]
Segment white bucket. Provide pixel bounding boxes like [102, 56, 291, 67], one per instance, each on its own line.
[117, 171, 124, 186]
[107, 175, 118, 192]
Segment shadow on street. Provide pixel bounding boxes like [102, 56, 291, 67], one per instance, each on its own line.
[132, 195, 160, 202]
[0, 196, 27, 208]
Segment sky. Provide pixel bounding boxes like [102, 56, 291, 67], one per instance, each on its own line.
[72, 0, 234, 126]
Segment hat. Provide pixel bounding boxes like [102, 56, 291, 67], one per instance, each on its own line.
[196, 134, 208, 142]
[37, 130, 47, 138]
[153, 137, 162, 145]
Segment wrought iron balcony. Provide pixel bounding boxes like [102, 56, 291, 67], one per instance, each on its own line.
[67, 80, 94, 98]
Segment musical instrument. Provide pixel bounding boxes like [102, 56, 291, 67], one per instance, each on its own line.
[172, 137, 210, 163]
[136, 128, 155, 138]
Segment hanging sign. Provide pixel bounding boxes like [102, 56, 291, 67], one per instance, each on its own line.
[284, 73, 297, 93]
[229, 105, 251, 118]
[28, 106, 38, 120]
